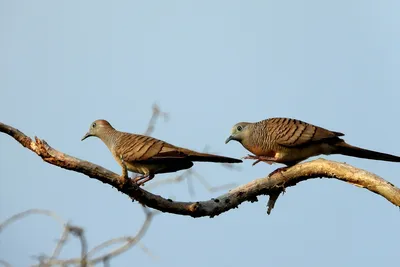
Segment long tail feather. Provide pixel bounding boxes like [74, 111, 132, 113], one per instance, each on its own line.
[183, 151, 242, 163]
[334, 142, 400, 162]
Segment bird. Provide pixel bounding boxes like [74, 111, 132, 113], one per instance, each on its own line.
[82, 119, 242, 186]
[225, 117, 400, 169]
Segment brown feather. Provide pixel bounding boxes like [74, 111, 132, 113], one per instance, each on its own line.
[233, 117, 400, 166]
[268, 118, 343, 147]
[113, 133, 241, 164]
[83, 119, 241, 181]
[334, 142, 400, 162]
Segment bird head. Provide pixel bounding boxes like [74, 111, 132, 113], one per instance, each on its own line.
[225, 122, 251, 144]
[81, 119, 113, 141]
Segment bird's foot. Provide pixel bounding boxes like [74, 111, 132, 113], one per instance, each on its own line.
[118, 175, 129, 188]
[119, 156, 129, 187]
[243, 154, 276, 166]
[132, 174, 155, 186]
[242, 154, 258, 160]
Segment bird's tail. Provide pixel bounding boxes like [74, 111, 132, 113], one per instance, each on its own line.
[185, 151, 242, 163]
[334, 142, 400, 162]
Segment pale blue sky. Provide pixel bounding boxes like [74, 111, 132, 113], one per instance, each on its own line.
[1, 0, 400, 266]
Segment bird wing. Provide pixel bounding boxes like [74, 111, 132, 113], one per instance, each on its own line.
[112, 133, 186, 162]
[268, 118, 344, 147]
[114, 133, 241, 163]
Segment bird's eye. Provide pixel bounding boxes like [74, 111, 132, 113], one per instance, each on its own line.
[92, 122, 96, 128]
[236, 125, 243, 131]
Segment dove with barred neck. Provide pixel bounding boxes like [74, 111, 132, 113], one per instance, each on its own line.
[82, 120, 242, 185]
[225, 117, 400, 167]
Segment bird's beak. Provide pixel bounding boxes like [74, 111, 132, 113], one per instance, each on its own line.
[225, 135, 234, 144]
[81, 132, 92, 141]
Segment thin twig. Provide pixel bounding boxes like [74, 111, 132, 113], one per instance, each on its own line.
[191, 170, 237, 193]
[68, 226, 88, 267]
[186, 174, 196, 197]
[45, 226, 70, 266]
[144, 170, 191, 191]
[143, 103, 168, 136]
[145, 169, 237, 196]
[0, 209, 66, 233]
[137, 243, 159, 261]
[0, 209, 68, 267]
[39, 210, 154, 266]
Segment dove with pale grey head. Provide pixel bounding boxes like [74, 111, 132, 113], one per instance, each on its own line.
[225, 117, 400, 168]
[82, 120, 242, 185]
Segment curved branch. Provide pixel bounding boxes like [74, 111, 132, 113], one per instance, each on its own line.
[0, 209, 66, 233]
[34, 209, 154, 266]
[1, 122, 399, 218]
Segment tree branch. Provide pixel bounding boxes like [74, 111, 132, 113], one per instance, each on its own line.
[0, 207, 155, 266]
[1, 121, 399, 218]
[36, 209, 154, 266]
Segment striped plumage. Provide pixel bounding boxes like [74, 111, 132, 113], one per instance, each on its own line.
[82, 120, 242, 185]
[226, 117, 400, 166]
